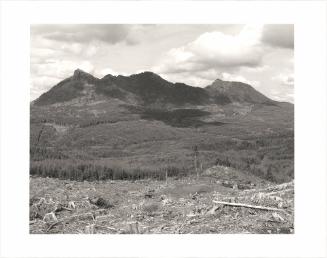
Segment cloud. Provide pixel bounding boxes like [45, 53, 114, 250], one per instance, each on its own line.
[153, 25, 266, 88]
[32, 60, 94, 78]
[160, 69, 261, 89]
[154, 25, 265, 77]
[30, 27, 100, 98]
[261, 25, 294, 49]
[160, 72, 213, 88]
[152, 26, 265, 87]
[95, 67, 120, 78]
[85, 45, 98, 57]
[152, 25, 293, 103]
[221, 72, 260, 88]
[31, 24, 142, 45]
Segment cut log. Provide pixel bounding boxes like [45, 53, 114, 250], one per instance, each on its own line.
[213, 200, 287, 213]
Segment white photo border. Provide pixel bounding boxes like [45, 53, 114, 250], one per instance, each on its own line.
[0, 1, 327, 258]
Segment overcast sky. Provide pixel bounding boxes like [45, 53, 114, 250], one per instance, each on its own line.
[30, 24, 294, 102]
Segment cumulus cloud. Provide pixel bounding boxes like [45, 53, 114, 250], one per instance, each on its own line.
[155, 25, 265, 75]
[153, 25, 267, 90]
[261, 25, 294, 49]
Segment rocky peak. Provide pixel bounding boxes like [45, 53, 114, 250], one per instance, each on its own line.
[73, 69, 97, 81]
[213, 78, 224, 84]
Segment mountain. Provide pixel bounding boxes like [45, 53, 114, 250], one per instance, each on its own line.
[30, 69, 294, 183]
[33, 69, 279, 108]
[102, 72, 215, 106]
[205, 78, 275, 105]
[34, 69, 99, 106]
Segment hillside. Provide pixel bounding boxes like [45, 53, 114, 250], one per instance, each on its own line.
[30, 69, 294, 183]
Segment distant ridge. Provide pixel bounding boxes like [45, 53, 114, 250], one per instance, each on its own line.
[34, 69, 287, 107]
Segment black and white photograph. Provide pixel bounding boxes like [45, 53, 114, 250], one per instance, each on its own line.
[29, 24, 294, 234]
[1, 1, 327, 257]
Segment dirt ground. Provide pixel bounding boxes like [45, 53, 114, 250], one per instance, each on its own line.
[29, 166, 294, 234]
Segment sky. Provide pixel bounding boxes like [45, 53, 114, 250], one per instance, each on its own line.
[30, 24, 294, 102]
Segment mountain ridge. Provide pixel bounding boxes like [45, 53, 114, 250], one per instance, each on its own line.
[33, 69, 290, 108]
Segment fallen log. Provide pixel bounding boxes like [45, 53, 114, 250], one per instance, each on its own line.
[213, 200, 288, 213]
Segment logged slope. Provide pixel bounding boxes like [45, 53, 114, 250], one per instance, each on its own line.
[30, 69, 294, 183]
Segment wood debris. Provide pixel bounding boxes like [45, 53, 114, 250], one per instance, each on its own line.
[30, 177, 294, 234]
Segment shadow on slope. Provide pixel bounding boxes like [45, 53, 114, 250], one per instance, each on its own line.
[140, 108, 225, 128]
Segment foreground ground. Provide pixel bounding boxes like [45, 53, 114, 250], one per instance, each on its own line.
[30, 166, 294, 234]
